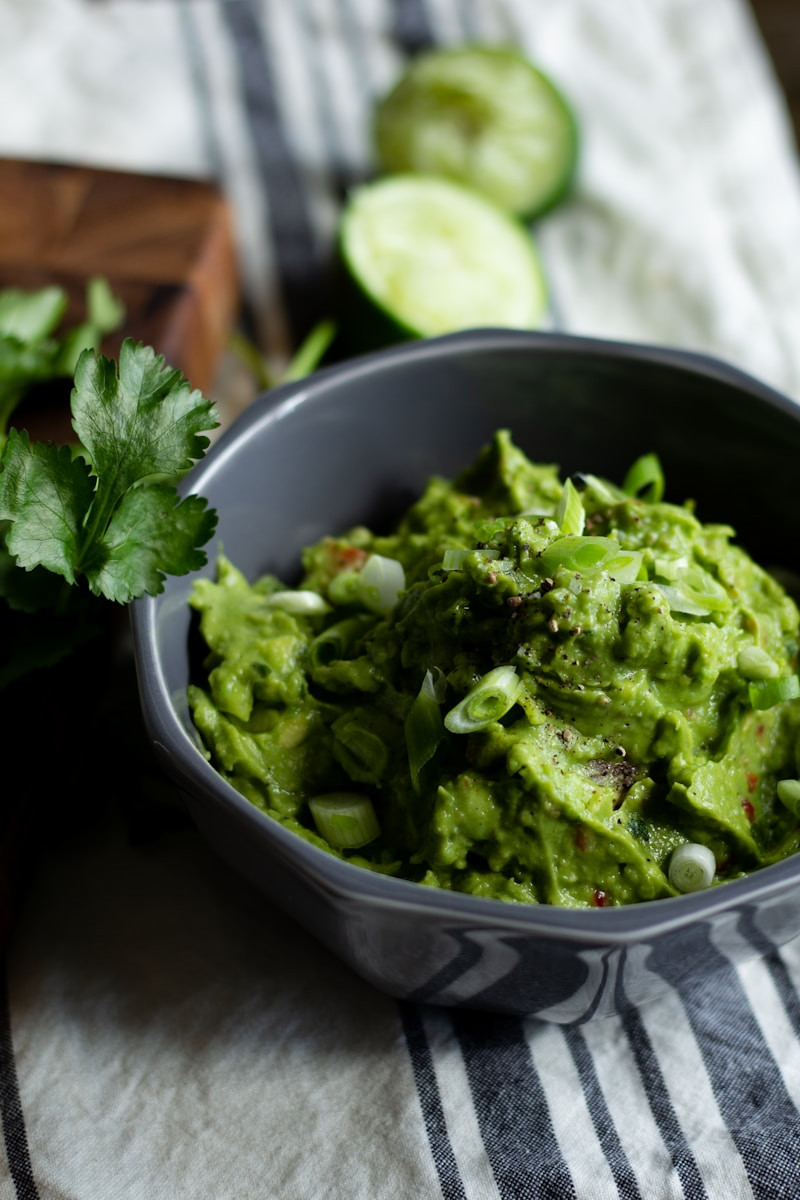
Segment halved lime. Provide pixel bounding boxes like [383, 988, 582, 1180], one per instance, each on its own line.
[337, 174, 548, 351]
[373, 45, 578, 221]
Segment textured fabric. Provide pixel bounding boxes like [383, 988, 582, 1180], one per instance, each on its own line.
[3, 1, 800, 1198]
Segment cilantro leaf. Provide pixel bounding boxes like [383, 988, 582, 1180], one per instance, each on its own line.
[0, 430, 94, 583]
[73, 338, 217, 499]
[0, 338, 220, 601]
[54, 278, 128, 378]
[83, 484, 217, 604]
[0, 286, 66, 342]
[0, 280, 127, 440]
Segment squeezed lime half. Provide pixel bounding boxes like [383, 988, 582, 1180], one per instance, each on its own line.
[374, 44, 578, 220]
[337, 174, 548, 349]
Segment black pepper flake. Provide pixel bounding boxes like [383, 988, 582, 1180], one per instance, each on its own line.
[588, 757, 638, 796]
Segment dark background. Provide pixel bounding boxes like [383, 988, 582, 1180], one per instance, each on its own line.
[751, 0, 800, 143]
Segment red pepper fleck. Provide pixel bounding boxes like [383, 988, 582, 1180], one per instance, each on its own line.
[574, 827, 589, 852]
[592, 888, 611, 907]
[741, 797, 755, 823]
[756, 723, 765, 739]
[337, 545, 367, 567]
[746, 771, 758, 794]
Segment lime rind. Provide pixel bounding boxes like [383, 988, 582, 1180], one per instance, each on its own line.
[374, 44, 579, 221]
[338, 174, 549, 350]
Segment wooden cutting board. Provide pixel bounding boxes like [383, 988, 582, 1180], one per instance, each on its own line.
[0, 157, 241, 441]
[0, 159, 241, 948]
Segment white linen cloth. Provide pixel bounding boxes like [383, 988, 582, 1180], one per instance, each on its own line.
[3, 2, 800, 1198]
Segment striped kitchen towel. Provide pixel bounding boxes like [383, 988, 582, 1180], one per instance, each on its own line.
[3, 1, 800, 1198]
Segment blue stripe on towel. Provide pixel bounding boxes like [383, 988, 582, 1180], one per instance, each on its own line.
[399, 1002, 468, 1200]
[221, 0, 326, 345]
[389, 0, 435, 55]
[562, 1024, 644, 1200]
[617, 999, 709, 1199]
[0, 964, 40, 1200]
[647, 925, 800, 1199]
[452, 1009, 577, 1200]
[738, 908, 800, 1042]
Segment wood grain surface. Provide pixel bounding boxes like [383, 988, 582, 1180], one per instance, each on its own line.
[0, 158, 240, 441]
[0, 161, 241, 948]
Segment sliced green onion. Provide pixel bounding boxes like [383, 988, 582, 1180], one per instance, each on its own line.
[606, 550, 644, 584]
[654, 583, 714, 617]
[748, 675, 800, 710]
[264, 589, 331, 615]
[332, 715, 388, 783]
[328, 570, 364, 606]
[308, 793, 380, 849]
[622, 452, 664, 502]
[737, 646, 779, 681]
[359, 553, 405, 612]
[776, 779, 800, 817]
[653, 565, 730, 616]
[444, 665, 523, 733]
[405, 668, 447, 793]
[282, 317, 337, 382]
[556, 478, 586, 535]
[539, 535, 619, 575]
[653, 555, 690, 582]
[668, 842, 716, 893]
[327, 554, 405, 613]
[441, 548, 469, 571]
[572, 473, 627, 505]
[679, 565, 730, 611]
[309, 614, 375, 670]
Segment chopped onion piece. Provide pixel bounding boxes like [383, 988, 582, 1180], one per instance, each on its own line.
[668, 843, 716, 893]
[748, 674, 800, 710]
[444, 665, 524, 733]
[264, 589, 331, 615]
[308, 793, 380, 849]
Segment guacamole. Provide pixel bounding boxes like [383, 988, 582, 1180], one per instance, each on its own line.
[187, 431, 800, 907]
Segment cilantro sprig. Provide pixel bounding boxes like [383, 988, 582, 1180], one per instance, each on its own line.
[0, 338, 219, 604]
[0, 277, 125, 444]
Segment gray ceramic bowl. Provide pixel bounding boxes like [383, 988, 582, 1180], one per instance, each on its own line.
[131, 328, 800, 1022]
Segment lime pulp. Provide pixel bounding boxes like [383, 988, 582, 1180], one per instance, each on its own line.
[338, 174, 548, 347]
[373, 44, 579, 221]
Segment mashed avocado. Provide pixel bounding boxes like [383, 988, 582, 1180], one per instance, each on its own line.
[187, 431, 800, 907]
